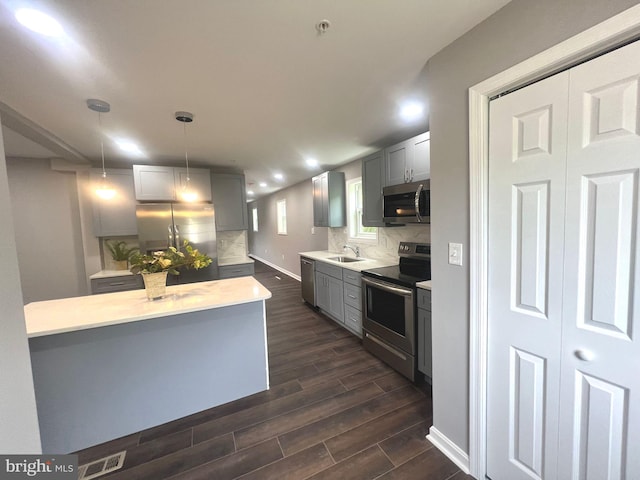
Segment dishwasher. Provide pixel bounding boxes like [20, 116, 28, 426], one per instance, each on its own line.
[300, 257, 316, 306]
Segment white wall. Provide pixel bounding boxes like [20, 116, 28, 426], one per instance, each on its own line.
[7, 158, 88, 302]
[0, 119, 42, 452]
[426, 0, 639, 455]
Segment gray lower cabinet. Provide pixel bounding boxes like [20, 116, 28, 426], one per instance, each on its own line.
[316, 261, 363, 336]
[219, 263, 254, 279]
[315, 261, 344, 323]
[91, 168, 138, 237]
[210, 173, 248, 231]
[417, 288, 432, 378]
[91, 275, 143, 294]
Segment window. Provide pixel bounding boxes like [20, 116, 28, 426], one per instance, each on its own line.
[252, 207, 258, 232]
[276, 199, 287, 235]
[347, 177, 377, 242]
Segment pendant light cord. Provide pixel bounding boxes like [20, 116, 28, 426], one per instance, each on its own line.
[183, 121, 190, 182]
[99, 111, 106, 179]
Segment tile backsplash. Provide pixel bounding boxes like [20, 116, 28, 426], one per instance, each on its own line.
[218, 230, 248, 260]
[328, 225, 430, 262]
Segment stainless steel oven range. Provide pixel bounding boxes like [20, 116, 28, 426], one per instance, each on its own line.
[361, 242, 430, 382]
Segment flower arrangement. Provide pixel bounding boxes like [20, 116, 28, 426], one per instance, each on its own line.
[129, 240, 212, 275]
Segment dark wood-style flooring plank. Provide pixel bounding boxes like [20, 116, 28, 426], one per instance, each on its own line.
[306, 445, 394, 480]
[235, 443, 334, 480]
[375, 447, 460, 480]
[378, 421, 433, 466]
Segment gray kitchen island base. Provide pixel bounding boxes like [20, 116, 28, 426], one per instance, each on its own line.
[29, 301, 268, 453]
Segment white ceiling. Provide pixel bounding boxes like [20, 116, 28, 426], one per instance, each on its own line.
[0, 0, 510, 198]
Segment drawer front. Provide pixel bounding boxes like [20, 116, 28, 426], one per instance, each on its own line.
[342, 269, 361, 286]
[316, 260, 343, 280]
[417, 288, 431, 311]
[344, 283, 362, 310]
[344, 304, 362, 337]
[91, 275, 143, 294]
[219, 264, 255, 279]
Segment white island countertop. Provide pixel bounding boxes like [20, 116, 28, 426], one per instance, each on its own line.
[299, 250, 397, 272]
[25, 276, 271, 338]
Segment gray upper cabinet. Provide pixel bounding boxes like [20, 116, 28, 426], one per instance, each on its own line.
[211, 173, 248, 231]
[312, 171, 346, 227]
[361, 150, 386, 227]
[91, 168, 137, 237]
[384, 131, 430, 186]
[133, 165, 212, 202]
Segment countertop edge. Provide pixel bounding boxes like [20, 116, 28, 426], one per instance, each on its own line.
[299, 250, 397, 272]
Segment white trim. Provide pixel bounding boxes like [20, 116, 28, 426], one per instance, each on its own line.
[427, 427, 470, 474]
[468, 5, 640, 479]
[249, 254, 300, 282]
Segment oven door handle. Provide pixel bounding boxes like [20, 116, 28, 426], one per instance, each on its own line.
[414, 183, 424, 223]
[362, 276, 413, 296]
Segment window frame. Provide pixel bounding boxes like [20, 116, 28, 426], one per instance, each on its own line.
[251, 207, 258, 232]
[346, 177, 377, 244]
[276, 199, 287, 235]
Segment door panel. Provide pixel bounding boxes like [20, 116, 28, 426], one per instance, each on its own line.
[559, 40, 640, 480]
[488, 71, 569, 480]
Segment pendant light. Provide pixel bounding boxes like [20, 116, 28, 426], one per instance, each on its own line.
[87, 99, 115, 200]
[175, 111, 197, 202]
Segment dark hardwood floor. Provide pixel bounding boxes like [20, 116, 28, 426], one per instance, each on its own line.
[75, 261, 471, 479]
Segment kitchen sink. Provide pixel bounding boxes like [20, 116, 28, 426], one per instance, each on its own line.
[328, 256, 364, 263]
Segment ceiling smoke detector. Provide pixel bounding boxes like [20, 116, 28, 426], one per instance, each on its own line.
[316, 19, 331, 35]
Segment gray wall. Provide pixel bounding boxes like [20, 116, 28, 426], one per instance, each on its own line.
[248, 178, 328, 277]
[0, 120, 42, 452]
[7, 158, 88, 302]
[426, 0, 638, 453]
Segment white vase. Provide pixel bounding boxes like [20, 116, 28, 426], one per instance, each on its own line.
[142, 271, 168, 300]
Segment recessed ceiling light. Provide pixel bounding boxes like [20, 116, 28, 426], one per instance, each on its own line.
[15, 8, 64, 37]
[306, 158, 318, 168]
[115, 139, 142, 155]
[274, 173, 284, 180]
[247, 190, 254, 195]
[399, 102, 424, 122]
[259, 182, 267, 188]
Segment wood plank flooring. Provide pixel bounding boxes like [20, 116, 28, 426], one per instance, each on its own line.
[75, 261, 471, 479]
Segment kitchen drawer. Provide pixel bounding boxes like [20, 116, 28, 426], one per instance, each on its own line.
[219, 263, 254, 279]
[417, 288, 431, 311]
[91, 275, 143, 295]
[344, 304, 362, 337]
[342, 269, 361, 286]
[316, 260, 343, 280]
[344, 283, 362, 311]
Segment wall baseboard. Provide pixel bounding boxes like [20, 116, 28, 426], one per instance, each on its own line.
[249, 254, 301, 282]
[427, 426, 470, 475]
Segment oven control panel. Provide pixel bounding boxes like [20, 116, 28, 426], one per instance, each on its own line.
[398, 242, 431, 258]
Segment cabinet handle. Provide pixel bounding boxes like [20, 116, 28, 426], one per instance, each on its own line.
[410, 168, 414, 181]
[109, 282, 126, 286]
[348, 294, 357, 299]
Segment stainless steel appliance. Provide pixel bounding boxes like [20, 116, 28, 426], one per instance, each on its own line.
[383, 180, 430, 224]
[136, 203, 219, 284]
[361, 242, 431, 381]
[300, 257, 316, 306]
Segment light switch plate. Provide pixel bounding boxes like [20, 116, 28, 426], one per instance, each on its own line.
[448, 242, 463, 266]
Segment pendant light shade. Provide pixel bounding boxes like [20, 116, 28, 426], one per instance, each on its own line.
[176, 111, 197, 202]
[87, 99, 116, 200]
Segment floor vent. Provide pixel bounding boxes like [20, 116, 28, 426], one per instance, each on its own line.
[77, 451, 126, 480]
[275, 275, 281, 280]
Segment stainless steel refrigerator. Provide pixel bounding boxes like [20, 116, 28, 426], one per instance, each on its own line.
[136, 203, 219, 284]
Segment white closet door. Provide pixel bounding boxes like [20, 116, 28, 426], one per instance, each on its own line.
[487, 71, 570, 480]
[558, 40, 640, 480]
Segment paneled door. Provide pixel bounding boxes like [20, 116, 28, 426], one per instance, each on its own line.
[487, 40, 640, 480]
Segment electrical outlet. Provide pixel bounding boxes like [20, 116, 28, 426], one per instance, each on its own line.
[281, 254, 285, 260]
[448, 243, 463, 266]
[311, 227, 315, 234]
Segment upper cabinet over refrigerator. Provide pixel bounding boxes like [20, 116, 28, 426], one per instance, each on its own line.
[133, 165, 212, 202]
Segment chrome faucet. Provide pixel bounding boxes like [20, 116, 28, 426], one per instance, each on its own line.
[343, 244, 360, 257]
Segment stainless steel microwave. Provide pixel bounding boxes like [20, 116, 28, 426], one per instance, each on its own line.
[382, 180, 430, 224]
